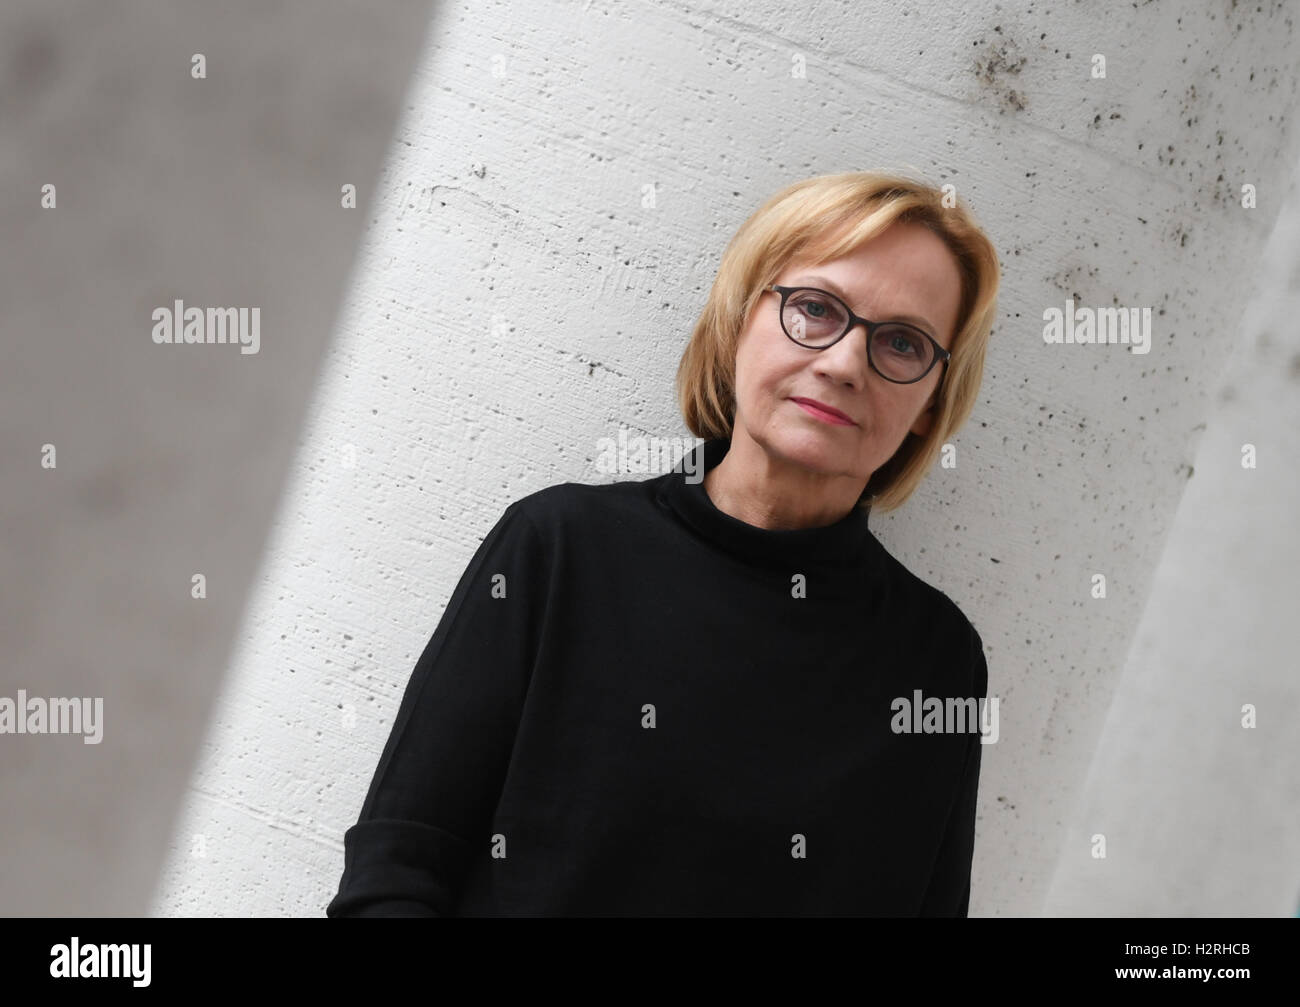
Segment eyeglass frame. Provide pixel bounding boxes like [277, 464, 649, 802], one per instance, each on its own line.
[765, 284, 952, 386]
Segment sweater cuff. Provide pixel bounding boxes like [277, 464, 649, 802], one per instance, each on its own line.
[326, 818, 475, 917]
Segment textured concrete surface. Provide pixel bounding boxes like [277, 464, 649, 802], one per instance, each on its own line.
[1043, 150, 1300, 917]
[2, 2, 1297, 917]
[0, 0, 438, 915]
[149, 2, 1298, 917]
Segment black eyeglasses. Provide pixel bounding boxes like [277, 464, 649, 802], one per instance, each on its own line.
[766, 284, 951, 385]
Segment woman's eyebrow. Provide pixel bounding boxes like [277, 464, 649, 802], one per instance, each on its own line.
[794, 274, 938, 338]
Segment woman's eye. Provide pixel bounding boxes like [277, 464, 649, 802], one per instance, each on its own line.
[799, 298, 831, 317]
[886, 330, 921, 356]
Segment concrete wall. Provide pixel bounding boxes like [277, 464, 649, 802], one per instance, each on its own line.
[2, 0, 1296, 917]
[0, 0, 439, 916]
[1044, 148, 1300, 917]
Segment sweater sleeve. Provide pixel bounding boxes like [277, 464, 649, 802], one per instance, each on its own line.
[918, 624, 989, 917]
[326, 499, 550, 917]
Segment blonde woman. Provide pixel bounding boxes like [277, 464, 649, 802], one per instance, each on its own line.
[328, 171, 1000, 917]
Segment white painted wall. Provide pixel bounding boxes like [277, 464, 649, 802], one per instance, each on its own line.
[3, 1, 1295, 917]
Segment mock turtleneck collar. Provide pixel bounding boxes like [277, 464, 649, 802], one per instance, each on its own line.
[656, 437, 882, 576]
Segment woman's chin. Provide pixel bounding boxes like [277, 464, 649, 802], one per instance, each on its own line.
[761, 427, 857, 474]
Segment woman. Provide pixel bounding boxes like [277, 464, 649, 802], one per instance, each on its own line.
[327, 170, 1000, 917]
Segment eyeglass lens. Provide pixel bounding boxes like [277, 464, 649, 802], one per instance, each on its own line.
[782, 288, 934, 382]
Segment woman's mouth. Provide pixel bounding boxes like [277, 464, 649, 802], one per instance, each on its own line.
[789, 397, 856, 426]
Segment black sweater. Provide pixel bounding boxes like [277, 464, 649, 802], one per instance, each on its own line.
[327, 437, 988, 917]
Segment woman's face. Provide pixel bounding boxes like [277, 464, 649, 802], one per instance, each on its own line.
[730, 221, 964, 494]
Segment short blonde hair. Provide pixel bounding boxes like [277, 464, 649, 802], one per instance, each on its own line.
[675, 170, 1000, 513]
